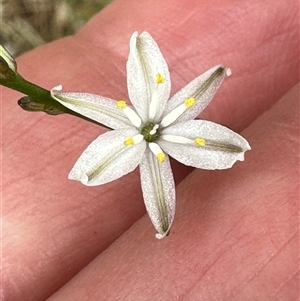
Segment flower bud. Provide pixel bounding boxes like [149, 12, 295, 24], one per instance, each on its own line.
[0, 45, 17, 79]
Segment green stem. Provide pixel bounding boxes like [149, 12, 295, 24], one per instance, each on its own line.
[0, 73, 111, 129]
[2, 73, 50, 98]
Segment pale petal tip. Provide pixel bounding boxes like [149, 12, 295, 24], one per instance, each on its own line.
[237, 154, 245, 162]
[68, 171, 89, 185]
[226, 68, 232, 77]
[242, 139, 251, 152]
[130, 31, 139, 41]
[51, 85, 63, 93]
[68, 172, 76, 180]
[155, 229, 170, 239]
[140, 31, 151, 38]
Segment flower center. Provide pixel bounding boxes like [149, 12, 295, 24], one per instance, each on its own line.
[141, 122, 160, 142]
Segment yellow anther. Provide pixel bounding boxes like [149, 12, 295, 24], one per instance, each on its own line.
[157, 153, 165, 163]
[194, 138, 206, 146]
[155, 73, 165, 84]
[117, 100, 127, 108]
[124, 137, 134, 146]
[184, 97, 195, 108]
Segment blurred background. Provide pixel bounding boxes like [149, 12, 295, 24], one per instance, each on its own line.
[0, 0, 113, 56]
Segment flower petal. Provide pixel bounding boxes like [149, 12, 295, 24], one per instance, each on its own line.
[0, 44, 17, 74]
[140, 148, 175, 239]
[127, 32, 171, 122]
[69, 128, 146, 186]
[51, 86, 132, 130]
[159, 120, 251, 170]
[161, 65, 230, 125]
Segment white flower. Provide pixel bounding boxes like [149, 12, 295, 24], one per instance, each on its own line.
[51, 31, 251, 239]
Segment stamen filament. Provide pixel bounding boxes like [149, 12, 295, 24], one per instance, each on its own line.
[148, 90, 159, 120]
[149, 142, 165, 162]
[124, 134, 144, 146]
[117, 100, 142, 127]
[161, 134, 194, 144]
[160, 97, 195, 127]
[162, 135, 207, 147]
[149, 73, 166, 120]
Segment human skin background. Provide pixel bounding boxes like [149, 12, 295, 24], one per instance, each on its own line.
[1, 0, 299, 300]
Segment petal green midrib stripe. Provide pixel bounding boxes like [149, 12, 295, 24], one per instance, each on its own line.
[148, 150, 169, 233]
[58, 96, 132, 126]
[204, 140, 244, 153]
[87, 145, 127, 181]
[136, 36, 151, 107]
[164, 135, 244, 153]
[193, 66, 225, 100]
